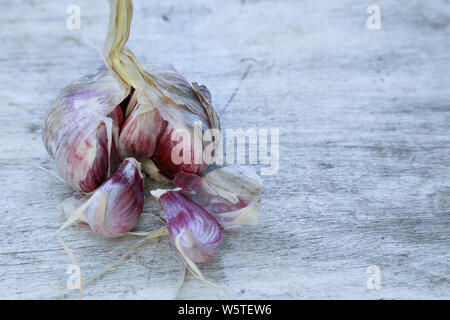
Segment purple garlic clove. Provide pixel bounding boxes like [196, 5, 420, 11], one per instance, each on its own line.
[118, 103, 165, 160]
[151, 124, 208, 179]
[76, 106, 123, 193]
[151, 189, 223, 263]
[43, 68, 127, 193]
[63, 158, 144, 238]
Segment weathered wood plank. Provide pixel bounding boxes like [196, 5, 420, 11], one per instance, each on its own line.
[0, 0, 449, 299]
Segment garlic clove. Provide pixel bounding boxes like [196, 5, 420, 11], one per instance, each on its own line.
[118, 101, 165, 160]
[152, 189, 223, 263]
[43, 68, 127, 193]
[174, 166, 263, 230]
[64, 158, 144, 238]
[151, 124, 207, 179]
[78, 109, 123, 193]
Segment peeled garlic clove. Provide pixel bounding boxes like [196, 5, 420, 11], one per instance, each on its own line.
[67, 158, 144, 238]
[43, 68, 127, 193]
[151, 189, 223, 263]
[173, 166, 263, 230]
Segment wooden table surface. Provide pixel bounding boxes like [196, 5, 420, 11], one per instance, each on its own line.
[0, 0, 449, 299]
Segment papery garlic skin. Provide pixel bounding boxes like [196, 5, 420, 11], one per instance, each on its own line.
[58, 193, 88, 223]
[43, 69, 127, 193]
[173, 166, 263, 229]
[154, 190, 223, 263]
[63, 158, 144, 238]
[172, 171, 202, 193]
[147, 64, 219, 178]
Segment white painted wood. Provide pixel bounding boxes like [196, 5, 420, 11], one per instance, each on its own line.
[0, 0, 449, 299]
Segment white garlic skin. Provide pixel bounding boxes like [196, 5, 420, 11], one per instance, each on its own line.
[173, 166, 263, 230]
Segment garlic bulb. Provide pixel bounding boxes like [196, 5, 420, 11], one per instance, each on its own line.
[59, 158, 144, 238]
[151, 189, 223, 263]
[43, 0, 220, 238]
[40, 0, 264, 296]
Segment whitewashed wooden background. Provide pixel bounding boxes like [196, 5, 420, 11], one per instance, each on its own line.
[0, 0, 449, 299]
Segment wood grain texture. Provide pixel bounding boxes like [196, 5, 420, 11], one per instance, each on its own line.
[0, 0, 449, 299]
